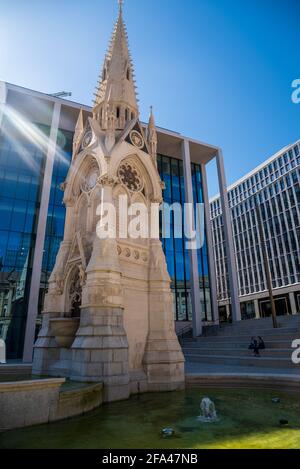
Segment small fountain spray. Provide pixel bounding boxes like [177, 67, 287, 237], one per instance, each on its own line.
[198, 397, 219, 423]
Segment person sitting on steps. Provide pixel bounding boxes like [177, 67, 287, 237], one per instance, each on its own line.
[249, 336, 260, 357]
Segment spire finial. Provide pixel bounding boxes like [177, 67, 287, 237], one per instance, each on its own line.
[118, 0, 124, 14]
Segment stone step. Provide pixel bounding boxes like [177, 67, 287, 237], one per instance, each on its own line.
[182, 339, 293, 349]
[183, 347, 293, 358]
[220, 324, 299, 331]
[184, 332, 300, 343]
[184, 353, 299, 369]
[215, 327, 300, 337]
[0, 363, 32, 382]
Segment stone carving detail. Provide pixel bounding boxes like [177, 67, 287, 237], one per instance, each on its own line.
[129, 130, 144, 149]
[118, 162, 143, 192]
[98, 175, 119, 188]
[81, 130, 93, 149]
[124, 248, 131, 258]
[81, 163, 99, 193]
[141, 252, 148, 262]
[69, 269, 82, 318]
[78, 264, 86, 287]
[117, 246, 149, 263]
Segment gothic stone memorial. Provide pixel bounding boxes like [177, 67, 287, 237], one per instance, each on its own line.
[32, 3, 185, 402]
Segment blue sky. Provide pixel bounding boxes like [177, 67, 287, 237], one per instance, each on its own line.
[0, 0, 299, 196]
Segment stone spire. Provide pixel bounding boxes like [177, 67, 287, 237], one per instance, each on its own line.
[147, 106, 158, 163]
[93, 0, 139, 130]
[73, 109, 84, 154]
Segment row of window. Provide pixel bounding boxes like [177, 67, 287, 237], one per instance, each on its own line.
[212, 144, 300, 300]
[211, 143, 300, 217]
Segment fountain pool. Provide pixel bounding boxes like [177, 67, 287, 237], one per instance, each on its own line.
[1, 388, 300, 449]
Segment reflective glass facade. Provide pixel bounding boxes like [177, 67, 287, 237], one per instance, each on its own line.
[0, 118, 45, 358]
[158, 154, 212, 322]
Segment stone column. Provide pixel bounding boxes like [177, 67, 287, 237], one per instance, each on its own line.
[23, 102, 61, 363]
[289, 292, 297, 315]
[225, 303, 231, 321]
[182, 139, 203, 337]
[254, 299, 260, 319]
[143, 239, 185, 392]
[216, 149, 241, 322]
[201, 164, 219, 323]
[71, 177, 130, 402]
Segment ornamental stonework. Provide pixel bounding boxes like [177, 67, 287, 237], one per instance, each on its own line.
[118, 162, 143, 192]
[81, 163, 99, 193]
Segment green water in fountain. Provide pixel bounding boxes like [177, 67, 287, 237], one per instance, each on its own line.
[1, 388, 300, 449]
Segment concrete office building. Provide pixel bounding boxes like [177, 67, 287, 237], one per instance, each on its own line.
[210, 140, 300, 321]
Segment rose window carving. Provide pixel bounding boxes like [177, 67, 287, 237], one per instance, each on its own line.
[118, 163, 143, 192]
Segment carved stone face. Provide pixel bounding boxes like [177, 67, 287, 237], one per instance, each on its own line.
[118, 162, 143, 192]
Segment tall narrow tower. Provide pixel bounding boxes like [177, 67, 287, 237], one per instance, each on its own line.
[33, 1, 185, 402]
[93, 0, 139, 131]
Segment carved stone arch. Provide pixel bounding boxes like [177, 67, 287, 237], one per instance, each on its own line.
[64, 154, 101, 201]
[131, 190, 148, 207]
[64, 263, 83, 318]
[113, 182, 131, 202]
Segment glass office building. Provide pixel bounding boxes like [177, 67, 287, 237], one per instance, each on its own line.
[158, 154, 212, 322]
[39, 129, 73, 323]
[0, 82, 219, 359]
[0, 118, 45, 358]
[210, 141, 300, 321]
